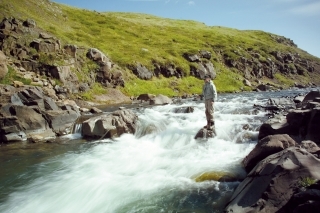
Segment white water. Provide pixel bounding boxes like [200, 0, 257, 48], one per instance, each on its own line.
[0, 93, 268, 213]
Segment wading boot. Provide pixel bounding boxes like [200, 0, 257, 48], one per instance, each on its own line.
[204, 120, 210, 129]
[207, 120, 214, 130]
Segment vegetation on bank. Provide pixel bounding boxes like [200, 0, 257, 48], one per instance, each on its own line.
[0, 66, 32, 85]
[0, 0, 319, 98]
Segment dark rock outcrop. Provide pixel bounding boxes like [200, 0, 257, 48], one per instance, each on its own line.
[0, 85, 80, 142]
[82, 109, 138, 139]
[190, 62, 216, 80]
[242, 134, 297, 172]
[132, 63, 153, 80]
[154, 63, 183, 78]
[225, 147, 320, 213]
[258, 91, 320, 144]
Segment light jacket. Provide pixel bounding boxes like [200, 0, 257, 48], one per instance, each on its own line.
[202, 80, 217, 101]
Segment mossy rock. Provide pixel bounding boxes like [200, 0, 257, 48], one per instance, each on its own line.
[193, 171, 241, 182]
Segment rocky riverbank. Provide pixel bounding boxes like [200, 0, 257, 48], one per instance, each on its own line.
[225, 90, 320, 213]
[0, 83, 179, 143]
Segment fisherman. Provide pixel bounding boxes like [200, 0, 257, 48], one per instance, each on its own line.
[202, 74, 217, 130]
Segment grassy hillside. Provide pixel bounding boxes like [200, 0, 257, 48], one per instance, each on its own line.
[1, 0, 319, 97]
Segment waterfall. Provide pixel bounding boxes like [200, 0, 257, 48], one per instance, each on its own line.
[72, 123, 82, 134]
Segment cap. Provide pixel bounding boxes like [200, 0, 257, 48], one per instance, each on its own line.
[204, 75, 211, 79]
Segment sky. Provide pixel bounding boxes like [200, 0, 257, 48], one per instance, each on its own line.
[53, 0, 320, 58]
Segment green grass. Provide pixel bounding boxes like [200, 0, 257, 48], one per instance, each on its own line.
[274, 73, 295, 87]
[80, 83, 107, 101]
[0, 66, 32, 85]
[0, 0, 320, 96]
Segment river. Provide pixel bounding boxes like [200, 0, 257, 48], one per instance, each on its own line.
[0, 89, 315, 213]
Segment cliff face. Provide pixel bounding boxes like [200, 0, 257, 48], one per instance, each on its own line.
[0, 0, 320, 99]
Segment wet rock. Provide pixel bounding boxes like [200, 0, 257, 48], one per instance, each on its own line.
[1, 131, 27, 142]
[302, 91, 320, 103]
[149, 94, 173, 105]
[44, 109, 80, 136]
[82, 109, 138, 139]
[268, 97, 294, 106]
[300, 140, 320, 155]
[137, 93, 156, 102]
[281, 189, 320, 213]
[193, 171, 241, 182]
[258, 107, 320, 143]
[194, 127, 216, 139]
[242, 134, 297, 172]
[173, 106, 194, 113]
[225, 147, 320, 213]
[256, 84, 270, 91]
[294, 95, 305, 103]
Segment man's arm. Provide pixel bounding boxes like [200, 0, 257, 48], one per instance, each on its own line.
[211, 83, 217, 102]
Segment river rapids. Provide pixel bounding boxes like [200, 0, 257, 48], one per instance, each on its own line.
[0, 89, 311, 213]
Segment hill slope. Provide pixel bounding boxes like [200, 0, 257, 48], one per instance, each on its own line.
[0, 0, 320, 100]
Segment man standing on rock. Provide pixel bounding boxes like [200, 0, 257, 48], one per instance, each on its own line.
[202, 75, 217, 130]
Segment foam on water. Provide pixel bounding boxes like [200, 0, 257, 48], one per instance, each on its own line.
[0, 92, 269, 213]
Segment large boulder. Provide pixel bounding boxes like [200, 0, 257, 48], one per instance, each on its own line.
[242, 134, 297, 172]
[0, 50, 8, 79]
[0, 105, 55, 142]
[82, 109, 138, 139]
[44, 109, 80, 136]
[86, 48, 109, 64]
[302, 91, 320, 103]
[149, 94, 173, 105]
[258, 108, 320, 144]
[225, 147, 320, 213]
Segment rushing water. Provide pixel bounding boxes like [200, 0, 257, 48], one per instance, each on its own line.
[0, 89, 316, 213]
